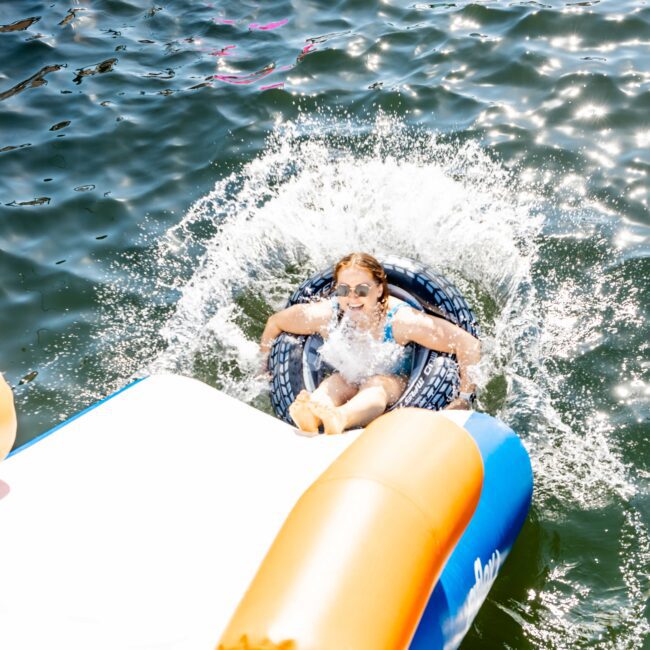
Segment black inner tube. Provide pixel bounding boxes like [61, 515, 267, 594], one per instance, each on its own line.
[269, 257, 479, 425]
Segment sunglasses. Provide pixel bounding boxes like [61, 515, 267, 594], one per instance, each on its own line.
[334, 282, 376, 298]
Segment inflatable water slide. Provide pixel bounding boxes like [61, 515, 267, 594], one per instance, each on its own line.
[0, 374, 532, 649]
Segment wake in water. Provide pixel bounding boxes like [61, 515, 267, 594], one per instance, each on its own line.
[96, 114, 647, 648]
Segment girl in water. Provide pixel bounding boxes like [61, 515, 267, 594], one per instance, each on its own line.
[260, 253, 480, 435]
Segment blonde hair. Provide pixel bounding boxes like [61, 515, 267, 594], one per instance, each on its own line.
[334, 252, 389, 312]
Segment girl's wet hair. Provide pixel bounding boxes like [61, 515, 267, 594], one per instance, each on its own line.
[334, 252, 389, 311]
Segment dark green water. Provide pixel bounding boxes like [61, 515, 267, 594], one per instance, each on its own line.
[1, 1, 648, 647]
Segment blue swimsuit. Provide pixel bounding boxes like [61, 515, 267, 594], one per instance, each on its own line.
[383, 303, 413, 376]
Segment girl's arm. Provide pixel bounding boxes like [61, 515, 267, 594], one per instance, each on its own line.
[260, 301, 331, 356]
[393, 309, 481, 399]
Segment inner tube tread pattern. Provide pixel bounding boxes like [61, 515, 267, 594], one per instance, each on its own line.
[270, 334, 305, 423]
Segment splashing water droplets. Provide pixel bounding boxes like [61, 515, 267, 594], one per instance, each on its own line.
[141, 116, 540, 396]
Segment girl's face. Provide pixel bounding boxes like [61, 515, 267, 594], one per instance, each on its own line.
[334, 266, 382, 322]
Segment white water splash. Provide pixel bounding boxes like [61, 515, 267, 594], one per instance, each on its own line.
[143, 115, 540, 395]
[318, 312, 408, 385]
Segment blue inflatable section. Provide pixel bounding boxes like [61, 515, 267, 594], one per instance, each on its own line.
[410, 413, 533, 650]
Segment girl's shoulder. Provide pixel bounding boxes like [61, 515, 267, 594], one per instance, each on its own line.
[386, 297, 416, 318]
[387, 301, 426, 341]
[285, 297, 335, 325]
[306, 297, 336, 318]
[310, 297, 338, 330]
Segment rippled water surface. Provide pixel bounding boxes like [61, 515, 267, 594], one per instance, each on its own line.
[1, 1, 649, 647]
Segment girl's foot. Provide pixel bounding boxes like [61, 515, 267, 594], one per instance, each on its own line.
[289, 390, 321, 433]
[312, 402, 346, 435]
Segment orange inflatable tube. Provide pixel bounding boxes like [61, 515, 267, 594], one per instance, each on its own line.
[217, 409, 484, 650]
[0, 374, 17, 462]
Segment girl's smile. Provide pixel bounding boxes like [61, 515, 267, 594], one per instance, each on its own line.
[335, 266, 382, 324]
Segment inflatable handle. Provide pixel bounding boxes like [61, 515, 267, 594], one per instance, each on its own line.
[217, 409, 484, 650]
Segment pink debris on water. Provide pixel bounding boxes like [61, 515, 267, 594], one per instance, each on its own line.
[248, 18, 288, 31]
[298, 42, 317, 62]
[215, 18, 236, 25]
[260, 82, 284, 91]
[210, 65, 275, 85]
[208, 45, 236, 56]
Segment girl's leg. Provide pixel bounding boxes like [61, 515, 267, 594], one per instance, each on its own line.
[313, 374, 406, 435]
[289, 373, 357, 432]
[311, 373, 359, 407]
